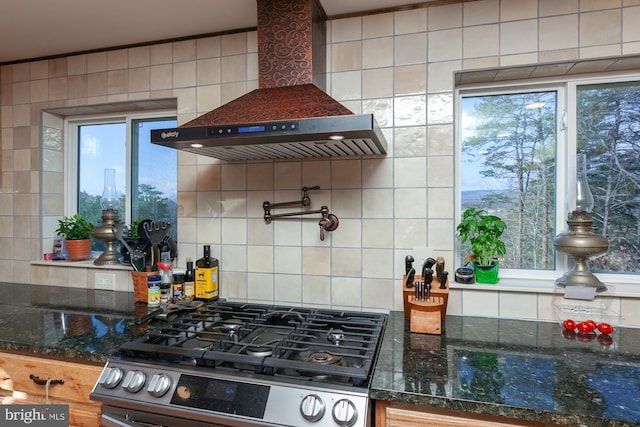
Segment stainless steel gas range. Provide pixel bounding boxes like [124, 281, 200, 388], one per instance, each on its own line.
[90, 301, 387, 427]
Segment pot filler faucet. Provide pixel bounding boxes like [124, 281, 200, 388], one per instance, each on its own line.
[263, 186, 339, 241]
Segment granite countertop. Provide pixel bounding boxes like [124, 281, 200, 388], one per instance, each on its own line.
[0, 282, 147, 363]
[371, 311, 640, 427]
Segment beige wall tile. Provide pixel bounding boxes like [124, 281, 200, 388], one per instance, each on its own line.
[150, 43, 173, 65]
[500, 0, 539, 21]
[362, 219, 393, 248]
[128, 46, 150, 68]
[362, 67, 393, 99]
[331, 70, 361, 101]
[331, 16, 362, 42]
[463, 0, 499, 26]
[429, 28, 463, 62]
[173, 40, 197, 62]
[429, 3, 462, 30]
[274, 275, 302, 303]
[463, 24, 500, 58]
[107, 49, 128, 70]
[107, 69, 128, 95]
[87, 52, 107, 73]
[394, 33, 427, 65]
[394, 8, 427, 34]
[150, 64, 173, 90]
[173, 61, 196, 88]
[197, 36, 221, 59]
[499, 292, 538, 319]
[580, 9, 622, 46]
[362, 38, 394, 69]
[302, 275, 331, 305]
[428, 218, 454, 250]
[581, 0, 621, 11]
[623, 6, 640, 42]
[331, 218, 362, 247]
[331, 41, 362, 72]
[196, 85, 222, 114]
[461, 289, 500, 317]
[221, 33, 247, 56]
[540, 15, 579, 51]
[331, 276, 362, 307]
[500, 19, 538, 55]
[221, 55, 247, 83]
[248, 273, 274, 302]
[363, 189, 393, 219]
[274, 246, 302, 274]
[539, 0, 579, 16]
[197, 58, 221, 85]
[363, 13, 394, 38]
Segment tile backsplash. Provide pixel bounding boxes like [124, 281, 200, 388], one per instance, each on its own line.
[3, 0, 640, 325]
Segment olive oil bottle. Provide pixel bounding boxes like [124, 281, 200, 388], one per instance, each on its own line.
[195, 245, 219, 300]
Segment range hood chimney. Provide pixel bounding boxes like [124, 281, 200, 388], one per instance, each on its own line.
[151, 0, 387, 161]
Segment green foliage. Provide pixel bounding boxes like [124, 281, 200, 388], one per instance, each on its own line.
[457, 207, 507, 267]
[56, 214, 94, 240]
[127, 219, 145, 238]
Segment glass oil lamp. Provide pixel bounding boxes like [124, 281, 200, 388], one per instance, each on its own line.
[92, 168, 122, 265]
[553, 154, 609, 292]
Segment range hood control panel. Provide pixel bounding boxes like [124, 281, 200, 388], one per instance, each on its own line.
[207, 121, 299, 137]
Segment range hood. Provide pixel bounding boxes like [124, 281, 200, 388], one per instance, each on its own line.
[151, 0, 387, 162]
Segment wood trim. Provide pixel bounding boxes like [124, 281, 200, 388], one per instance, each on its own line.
[327, 0, 482, 21]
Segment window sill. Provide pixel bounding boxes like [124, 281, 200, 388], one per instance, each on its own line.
[31, 252, 132, 270]
[449, 277, 640, 298]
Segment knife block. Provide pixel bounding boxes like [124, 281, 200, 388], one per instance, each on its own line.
[402, 274, 449, 335]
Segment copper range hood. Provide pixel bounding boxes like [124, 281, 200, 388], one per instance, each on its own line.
[151, 0, 387, 161]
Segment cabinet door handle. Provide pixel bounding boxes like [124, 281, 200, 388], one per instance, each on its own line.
[29, 374, 64, 386]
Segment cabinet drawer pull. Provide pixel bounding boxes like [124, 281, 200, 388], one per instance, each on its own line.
[29, 374, 64, 386]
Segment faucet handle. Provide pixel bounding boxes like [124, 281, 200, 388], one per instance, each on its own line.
[318, 208, 339, 241]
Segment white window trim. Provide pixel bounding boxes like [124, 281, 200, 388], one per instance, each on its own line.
[64, 110, 175, 225]
[455, 73, 640, 296]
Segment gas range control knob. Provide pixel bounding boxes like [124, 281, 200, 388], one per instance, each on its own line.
[147, 374, 172, 397]
[121, 370, 146, 393]
[332, 399, 358, 427]
[99, 366, 123, 389]
[300, 394, 325, 422]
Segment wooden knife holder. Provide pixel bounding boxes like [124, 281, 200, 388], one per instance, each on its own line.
[402, 274, 449, 335]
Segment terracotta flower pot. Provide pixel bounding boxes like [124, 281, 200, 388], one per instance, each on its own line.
[65, 239, 92, 261]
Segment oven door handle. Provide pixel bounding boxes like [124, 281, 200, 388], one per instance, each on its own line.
[102, 413, 162, 427]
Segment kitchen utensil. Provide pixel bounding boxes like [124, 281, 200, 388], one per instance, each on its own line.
[405, 268, 415, 288]
[440, 271, 449, 289]
[134, 307, 163, 325]
[155, 300, 204, 320]
[405, 255, 414, 275]
[143, 220, 171, 270]
[113, 224, 145, 271]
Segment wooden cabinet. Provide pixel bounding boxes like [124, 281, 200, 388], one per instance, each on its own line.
[376, 401, 551, 427]
[0, 351, 103, 427]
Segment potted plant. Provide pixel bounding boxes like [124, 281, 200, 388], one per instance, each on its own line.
[456, 207, 507, 284]
[56, 214, 94, 261]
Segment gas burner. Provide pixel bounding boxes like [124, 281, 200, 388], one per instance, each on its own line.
[217, 318, 244, 335]
[182, 338, 213, 351]
[327, 329, 346, 345]
[246, 346, 273, 357]
[308, 351, 342, 366]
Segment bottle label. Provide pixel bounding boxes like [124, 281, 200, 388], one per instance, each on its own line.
[195, 267, 218, 299]
[148, 284, 160, 307]
[183, 281, 194, 299]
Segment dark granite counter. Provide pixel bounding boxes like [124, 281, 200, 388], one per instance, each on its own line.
[0, 282, 146, 363]
[371, 311, 640, 427]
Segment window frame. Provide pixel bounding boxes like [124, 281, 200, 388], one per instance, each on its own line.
[64, 110, 176, 227]
[455, 72, 640, 292]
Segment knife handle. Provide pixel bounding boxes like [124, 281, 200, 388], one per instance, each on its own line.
[405, 268, 416, 288]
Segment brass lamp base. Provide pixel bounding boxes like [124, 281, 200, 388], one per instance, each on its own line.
[92, 208, 122, 266]
[553, 210, 609, 293]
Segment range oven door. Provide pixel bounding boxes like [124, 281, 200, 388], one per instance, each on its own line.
[101, 406, 229, 427]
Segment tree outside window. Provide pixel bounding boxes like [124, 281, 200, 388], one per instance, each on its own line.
[460, 81, 640, 275]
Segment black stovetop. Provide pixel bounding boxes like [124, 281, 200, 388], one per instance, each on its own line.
[120, 301, 387, 387]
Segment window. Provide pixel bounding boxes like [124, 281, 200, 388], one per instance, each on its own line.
[67, 112, 178, 246]
[458, 77, 640, 280]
